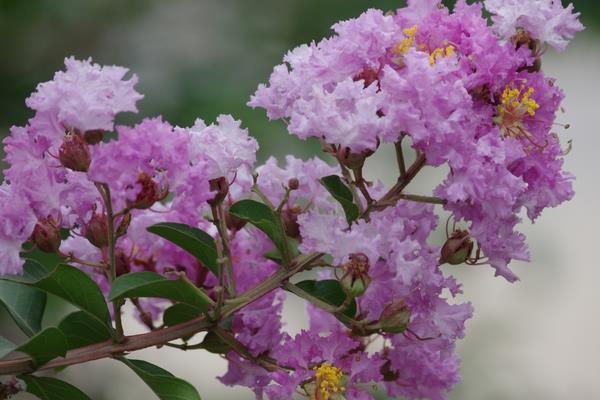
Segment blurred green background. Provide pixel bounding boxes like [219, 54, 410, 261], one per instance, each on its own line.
[1, 1, 599, 399]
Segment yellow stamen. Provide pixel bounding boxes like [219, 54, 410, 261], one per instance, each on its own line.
[393, 25, 417, 55]
[313, 363, 345, 400]
[495, 82, 541, 142]
[429, 45, 456, 65]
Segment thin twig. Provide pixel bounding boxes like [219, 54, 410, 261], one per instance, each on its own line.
[395, 135, 407, 178]
[95, 183, 125, 342]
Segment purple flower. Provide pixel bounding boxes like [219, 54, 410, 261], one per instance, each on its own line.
[0, 184, 37, 275]
[188, 115, 258, 180]
[484, 0, 584, 52]
[26, 57, 143, 133]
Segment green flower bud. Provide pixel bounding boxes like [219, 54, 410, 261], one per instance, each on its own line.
[339, 253, 371, 297]
[440, 229, 474, 265]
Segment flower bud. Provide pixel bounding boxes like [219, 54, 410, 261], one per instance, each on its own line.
[380, 359, 400, 382]
[282, 204, 302, 239]
[31, 217, 61, 253]
[440, 229, 473, 265]
[84, 212, 109, 248]
[513, 28, 542, 73]
[115, 249, 131, 277]
[59, 133, 91, 172]
[340, 253, 371, 297]
[83, 129, 104, 145]
[127, 173, 167, 210]
[378, 301, 411, 334]
[288, 178, 300, 191]
[353, 67, 380, 89]
[0, 377, 23, 399]
[208, 177, 229, 205]
[116, 212, 132, 238]
[225, 207, 247, 231]
[336, 143, 377, 170]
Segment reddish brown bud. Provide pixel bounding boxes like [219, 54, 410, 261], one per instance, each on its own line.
[115, 249, 131, 277]
[59, 133, 91, 172]
[282, 204, 302, 239]
[225, 207, 247, 231]
[84, 212, 109, 248]
[512, 28, 542, 73]
[288, 178, 300, 191]
[116, 212, 132, 238]
[340, 253, 371, 297]
[440, 229, 474, 265]
[380, 359, 400, 382]
[127, 173, 168, 210]
[83, 129, 104, 145]
[0, 377, 23, 399]
[208, 177, 229, 205]
[353, 67, 380, 89]
[336, 144, 377, 170]
[31, 217, 61, 253]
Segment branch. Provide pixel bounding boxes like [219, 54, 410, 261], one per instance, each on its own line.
[361, 153, 427, 219]
[211, 203, 236, 297]
[213, 326, 283, 372]
[95, 182, 125, 342]
[0, 252, 324, 376]
[395, 135, 407, 178]
[398, 194, 446, 205]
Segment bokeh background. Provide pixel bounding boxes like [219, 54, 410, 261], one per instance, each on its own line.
[1, 1, 599, 399]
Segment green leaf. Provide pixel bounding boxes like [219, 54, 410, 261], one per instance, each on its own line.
[264, 238, 299, 264]
[0, 336, 16, 359]
[109, 272, 209, 313]
[320, 175, 359, 224]
[117, 358, 202, 400]
[163, 303, 201, 327]
[229, 199, 284, 250]
[58, 311, 112, 350]
[21, 375, 92, 400]
[0, 280, 47, 336]
[162, 303, 202, 342]
[16, 327, 68, 367]
[200, 332, 230, 354]
[147, 223, 219, 276]
[295, 279, 357, 319]
[0, 259, 111, 326]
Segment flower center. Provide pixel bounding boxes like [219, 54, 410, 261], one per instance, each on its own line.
[393, 25, 417, 55]
[313, 363, 345, 400]
[429, 44, 455, 65]
[494, 81, 540, 140]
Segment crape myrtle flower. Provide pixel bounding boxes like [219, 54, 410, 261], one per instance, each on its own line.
[484, 0, 584, 52]
[0, 0, 584, 398]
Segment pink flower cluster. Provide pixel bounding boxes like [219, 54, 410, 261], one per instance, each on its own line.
[250, 0, 581, 282]
[0, 1, 582, 399]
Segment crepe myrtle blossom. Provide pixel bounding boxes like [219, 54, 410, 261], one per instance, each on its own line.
[0, 1, 583, 399]
[484, 0, 584, 52]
